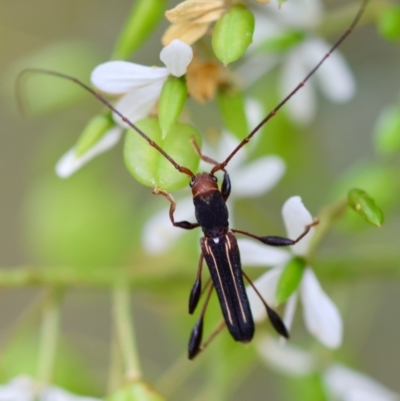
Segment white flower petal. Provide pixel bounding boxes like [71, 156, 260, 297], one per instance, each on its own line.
[302, 38, 356, 102]
[324, 364, 399, 401]
[113, 80, 165, 128]
[277, 0, 323, 29]
[256, 335, 316, 376]
[239, 239, 291, 266]
[247, 266, 284, 321]
[0, 376, 33, 401]
[301, 268, 343, 348]
[282, 196, 315, 256]
[55, 127, 122, 178]
[160, 39, 193, 77]
[252, 12, 282, 48]
[0, 376, 100, 401]
[235, 54, 280, 89]
[281, 50, 316, 124]
[142, 197, 195, 254]
[43, 386, 99, 401]
[245, 97, 264, 135]
[91, 61, 169, 94]
[233, 156, 285, 198]
[216, 130, 245, 167]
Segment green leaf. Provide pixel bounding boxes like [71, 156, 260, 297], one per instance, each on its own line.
[276, 257, 306, 304]
[257, 30, 305, 54]
[373, 105, 400, 154]
[378, 5, 400, 41]
[348, 188, 384, 227]
[75, 112, 114, 156]
[158, 76, 188, 139]
[216, 87, 248, 140]
[112, 0, 167, 59]
[212, 4, 255, 65]
[124, 118, 201, 191]
[106, 381, 165, 401]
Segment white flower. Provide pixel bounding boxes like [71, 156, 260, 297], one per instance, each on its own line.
[256, 339, 399, 401]
[244, 196, 343, 348]
[142, 98, 286, 254]
[237, 0, 355, 124]
[324, 364, 399, 401]
[56, 40, 193, 178]
[0, 376, 100, 401]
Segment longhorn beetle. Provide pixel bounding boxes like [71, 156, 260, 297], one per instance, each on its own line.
[18, 0, 368, 359]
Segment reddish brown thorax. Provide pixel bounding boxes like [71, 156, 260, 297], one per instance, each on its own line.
[191, 173, 219, 198]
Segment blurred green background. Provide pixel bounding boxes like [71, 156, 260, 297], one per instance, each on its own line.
[1, 0, 400, 400]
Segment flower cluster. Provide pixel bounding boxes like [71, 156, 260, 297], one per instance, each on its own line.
[237, 0, 355, 124]
[245, 196, 342, 348]
[56, 39, 193, 178]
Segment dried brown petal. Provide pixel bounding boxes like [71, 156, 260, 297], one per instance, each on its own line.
[166, 0, 226, 24]
[186, 59, 223, 103]
[162, 21, 210, 45]
[195, 7, 226, 23]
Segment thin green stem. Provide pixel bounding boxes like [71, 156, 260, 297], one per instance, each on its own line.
[0, 266, 191, 288]
[307, 198, 348, 259]
[37, 287, 63, 385]
[107, 327, 124, 394]
[113, 279, 142, 382]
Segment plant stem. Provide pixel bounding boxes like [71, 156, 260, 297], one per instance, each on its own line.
[37, 287, 62, 385]
[113, 279, 142, 382]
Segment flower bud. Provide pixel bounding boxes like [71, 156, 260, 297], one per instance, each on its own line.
[276, 257, 306, 304]
[75, 112, 114, 156]
[113, 0, 167, 59]
[348, 188, 384, 227]
[158, 76, 187, 139]
[106, 380, 165, 401]
[124, 118, 201, 190]
[212, 4, 255, 65]
[378, 5, 400, 42]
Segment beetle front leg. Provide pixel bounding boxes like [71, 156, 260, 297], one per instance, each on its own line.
[152, 188, 199, 230]
[221, 171, 231, 202]
[232, 219, 319, 246]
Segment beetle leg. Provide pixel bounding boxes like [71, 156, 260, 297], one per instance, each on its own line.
[153, 188, 199, 229]
[232, 219, 319, 246]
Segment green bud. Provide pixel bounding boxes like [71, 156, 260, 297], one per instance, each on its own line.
[106, 381, 165, 401]
[216, 88, 248, 140]
[276, 257, 306, 304]
[113, 0, 167, 60]
[378, 5, 400, 41]
[124, 118, 201, 191]
[373, 105, 400, 154]
[158, 76, 187, 139]
[212, 5, 255, 65]
[257, 30, 305, 54]
[75, 112, 114, 156]
[348, 188, 384, 227]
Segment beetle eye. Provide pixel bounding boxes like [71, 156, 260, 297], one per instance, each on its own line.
[211, 175, 218, 182]
[190, 178, 195, 187]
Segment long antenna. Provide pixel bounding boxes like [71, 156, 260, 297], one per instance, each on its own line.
[211, 0, 369, 175]
[16, 69, 196, 180]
